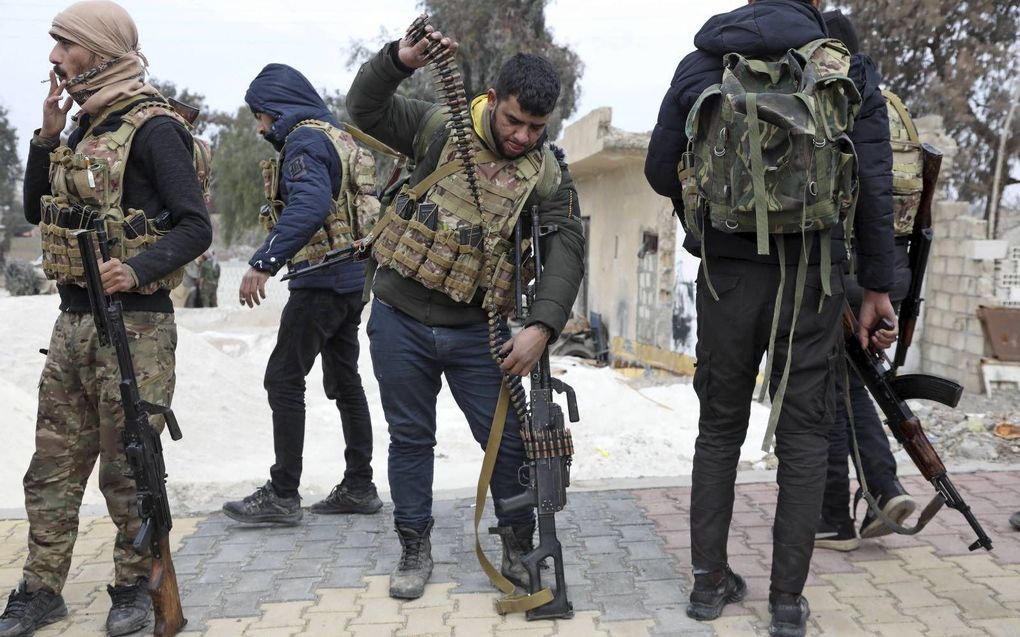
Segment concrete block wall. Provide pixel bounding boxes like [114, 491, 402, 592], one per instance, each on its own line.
[920, 201, 996, 393]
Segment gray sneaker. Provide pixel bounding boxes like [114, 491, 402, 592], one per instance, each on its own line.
[0, 582, 67, 637]
[859, 480, 916, 539]
[389, 519, 434, 600]
[106, 579, 151, 637]
[310, 480, 383, 515]
[222, 481, 302, 525]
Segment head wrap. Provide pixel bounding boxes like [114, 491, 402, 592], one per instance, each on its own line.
[49, 0, 158, 114]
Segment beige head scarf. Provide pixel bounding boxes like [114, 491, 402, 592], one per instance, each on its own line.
[49, 0, 158, 115]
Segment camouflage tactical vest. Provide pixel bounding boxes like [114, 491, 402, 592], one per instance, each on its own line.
[39, 99, 202, 293]
[884, 90, 923, 236]
[680, 38, 862, 256]
[259, 120, 380, 267]
[370, 124, 559, 313]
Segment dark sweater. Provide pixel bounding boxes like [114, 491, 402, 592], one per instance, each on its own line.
[24, 96, 212, 313]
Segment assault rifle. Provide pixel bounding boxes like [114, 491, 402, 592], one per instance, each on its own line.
[279, 235, 373, 282]
[497, 210, 579, 620]
[77, 227, 187, 636]
[842, 306, 992, 551]
[893, 143, 942, 370]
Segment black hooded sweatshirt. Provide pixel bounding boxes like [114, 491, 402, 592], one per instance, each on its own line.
[644, 0, 894, 292]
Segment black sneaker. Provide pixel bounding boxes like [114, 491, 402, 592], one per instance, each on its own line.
[222, 481, 302, 525]
[310, 480, 383, 515]
[859, 479, 916, 539]
[814, 515, 860, 552]
[106, 579, 151, 637]
[0, 582, 67, 637]
[686, 567, 747, 621]
[769, 591, 810, 637]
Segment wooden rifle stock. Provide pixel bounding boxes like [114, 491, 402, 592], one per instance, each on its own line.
[150, 535, 186, 637]
[894, 143, 942, 369]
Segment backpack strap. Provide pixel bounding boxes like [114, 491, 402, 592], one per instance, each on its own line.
[339, 122, 403, 158]
[413, 105, 451, 160]
[882, 90, 920, 143]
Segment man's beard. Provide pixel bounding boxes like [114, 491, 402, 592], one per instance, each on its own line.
[53, 65, 67, 80]
[490, 110, 528, 159]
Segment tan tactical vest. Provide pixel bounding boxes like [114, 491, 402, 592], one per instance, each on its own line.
[371, 127, 560, 313]
[39, 99, 200, 293]
[259, 120, 380, 267]
[884, 90, 924, 236]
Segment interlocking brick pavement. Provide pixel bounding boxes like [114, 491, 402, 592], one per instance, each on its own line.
[0, 470, 1016, 635]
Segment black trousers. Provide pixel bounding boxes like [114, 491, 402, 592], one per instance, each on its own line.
[690, 256, 844, 595]
[265, 288, 374, 498]
[822, 246, 911, 517]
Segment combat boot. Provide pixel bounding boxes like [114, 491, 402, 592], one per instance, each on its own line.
[768, 590, 810, 637]
[105, 578, 151, 637]
[222, 481, 302, 525]
[389, 519, 434, 599]
[489, 522, 536, 589]
[0, 581, 67, 637]
[686, 566, 746, 620]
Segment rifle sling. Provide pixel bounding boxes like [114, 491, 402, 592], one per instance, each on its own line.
[841, 344, 945, 536]
[474, 381, 554, 614]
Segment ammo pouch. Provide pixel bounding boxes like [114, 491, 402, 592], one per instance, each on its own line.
[39, 195, 183, 293]
[371, 190, 523, 312]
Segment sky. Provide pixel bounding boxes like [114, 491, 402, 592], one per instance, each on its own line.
[0, 0, 744, 164]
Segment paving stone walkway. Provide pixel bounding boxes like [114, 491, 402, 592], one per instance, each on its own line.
[1, 471, 1018, 636]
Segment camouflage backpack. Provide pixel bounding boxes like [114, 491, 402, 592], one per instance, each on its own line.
[679, 39, 863, 451]
[883, 90, 923, 235]
[681, 38, 861, 255]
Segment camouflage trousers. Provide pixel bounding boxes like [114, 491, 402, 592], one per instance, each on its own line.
[22, 310, 177, 594]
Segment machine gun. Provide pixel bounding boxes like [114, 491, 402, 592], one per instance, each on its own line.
[496, 210, 579, 620]
[893, 143, 942, 370]
[77, 227, 187, 636]
[842, 307, 992, 551]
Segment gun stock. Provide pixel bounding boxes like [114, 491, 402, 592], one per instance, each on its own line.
[842, 305, 991, 551]
[894, 144, 943, 369]
[150, 536, 186, 636]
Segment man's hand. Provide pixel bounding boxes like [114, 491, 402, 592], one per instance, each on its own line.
[398, 24, 458, 70]
[239, 267, 271, 308]
[98, 258, 135, 295]
[858, 289, 898, 351]
[499, 324, 552, 376]
[41, 70, 73, 139]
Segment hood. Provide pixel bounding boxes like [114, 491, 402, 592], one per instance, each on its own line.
[245, 63, 338, 149]
[694, 0, 827, 59]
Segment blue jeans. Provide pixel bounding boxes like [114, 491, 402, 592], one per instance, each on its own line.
[367, 299, 532, 531]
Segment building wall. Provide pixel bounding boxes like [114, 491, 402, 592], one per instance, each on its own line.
[561, 108, 688, 371]
[920, 202, 996, 393]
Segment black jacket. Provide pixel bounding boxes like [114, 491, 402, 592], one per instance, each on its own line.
[644, 0, 894, 291]
[24, 96, 212, 313]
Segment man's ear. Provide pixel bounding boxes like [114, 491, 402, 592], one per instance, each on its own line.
[486, 88, 498, 108]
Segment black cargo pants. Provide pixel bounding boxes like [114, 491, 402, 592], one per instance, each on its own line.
[690, 256, 845, 595]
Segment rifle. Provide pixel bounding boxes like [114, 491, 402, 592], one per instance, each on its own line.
[893, 143, 942, 370]
[279, 235, 373, 282]
[842, 305, 992, 551]
[496, 211, 579, 620]
[77, 227, 187, 636]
